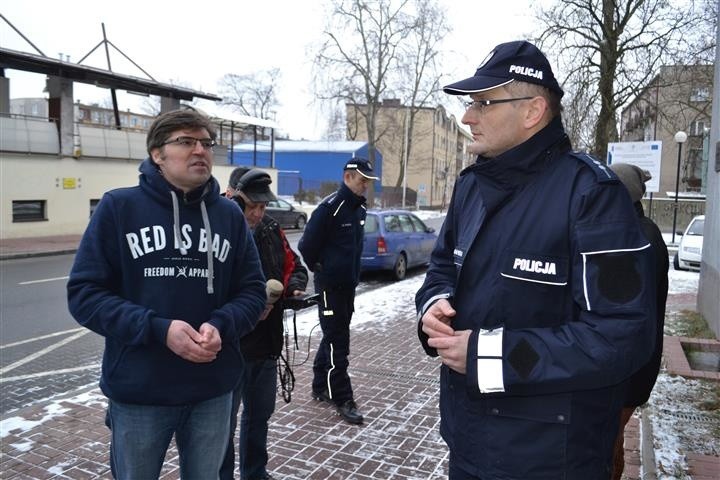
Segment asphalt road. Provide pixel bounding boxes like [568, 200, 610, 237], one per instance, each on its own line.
[0, 214, 445, 416]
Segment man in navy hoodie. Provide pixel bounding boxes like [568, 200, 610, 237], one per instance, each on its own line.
[67, 108, 266, 479]
[416, 41, 657, 479]
[299, 159, 377, 425]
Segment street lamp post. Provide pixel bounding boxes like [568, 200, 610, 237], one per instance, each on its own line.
[671, 131, 688, 244]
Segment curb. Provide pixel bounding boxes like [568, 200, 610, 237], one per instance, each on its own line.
[0, 248, 78, 261]
[640, 407, 658, 480]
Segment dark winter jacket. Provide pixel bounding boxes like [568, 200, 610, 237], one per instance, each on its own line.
[624, 202, 669, 407]
[67, 158, 266, 406]
[298, 183, 366, 289]
[415, 117, 657, 479]
[240, 215, 308, 360]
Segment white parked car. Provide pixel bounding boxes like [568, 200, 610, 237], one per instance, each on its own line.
[674, 215, 704, 271]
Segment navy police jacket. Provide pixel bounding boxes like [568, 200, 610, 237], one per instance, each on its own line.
[299, 183, 366, 289]
[415, 117, 656, 479]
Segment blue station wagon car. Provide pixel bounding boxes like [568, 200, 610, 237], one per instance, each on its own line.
[361, 210, 437, 280]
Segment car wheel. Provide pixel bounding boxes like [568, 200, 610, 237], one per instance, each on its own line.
[673, 253, 684, 271]
[392, 253, 407, 281]
[296, 215, 306, 230]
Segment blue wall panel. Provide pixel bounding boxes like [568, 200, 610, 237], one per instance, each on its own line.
[229, 146, 382, 197]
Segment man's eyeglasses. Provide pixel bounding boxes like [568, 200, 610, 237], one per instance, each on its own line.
[162, 136, 216, 150]
[463, 97, 534, 112]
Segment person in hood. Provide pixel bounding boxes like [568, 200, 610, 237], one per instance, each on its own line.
[220, 167, 308, 480]
[67, 108, 266, 480]
[298, 159, 378, 425]
[608, 163, 669, 480]
[415, 41, 658, 479]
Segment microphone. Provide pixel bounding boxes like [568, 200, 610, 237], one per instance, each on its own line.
[266, 279, 284, 305]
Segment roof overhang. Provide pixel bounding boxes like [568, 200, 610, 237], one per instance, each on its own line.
[0, 47, 221, 101]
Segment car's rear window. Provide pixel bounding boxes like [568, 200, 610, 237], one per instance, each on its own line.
[364, 215, 378, 233]
[384, 214, 402, 232]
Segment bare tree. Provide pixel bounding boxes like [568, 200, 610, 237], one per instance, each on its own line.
[138, 78, 202, 117]
[139, 96, 161, 116]
[537, 0, 714, 160]
[219, 68, 281, 120]
[312, 0, 414, 183]
[323, 101, 348, 141]
[394, 0, 449, 189]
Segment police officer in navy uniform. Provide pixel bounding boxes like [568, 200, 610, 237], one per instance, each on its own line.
[416, 40, 657, 479]
[298, 159, 378, 425]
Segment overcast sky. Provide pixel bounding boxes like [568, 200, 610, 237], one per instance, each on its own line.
[1, 0, 544, 139]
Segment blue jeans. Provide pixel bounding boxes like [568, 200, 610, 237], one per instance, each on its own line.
[220, 358, 277, 480]
[107, 392, 232, 480]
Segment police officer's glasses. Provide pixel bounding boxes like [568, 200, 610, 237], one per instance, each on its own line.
[162, 136, 216, 151]
[463, 97, 534, 113]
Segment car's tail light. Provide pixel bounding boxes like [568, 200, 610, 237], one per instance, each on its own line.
[377, 236, 387, 254]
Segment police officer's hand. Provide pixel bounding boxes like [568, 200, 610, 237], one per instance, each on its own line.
[429, 330, 471, 374]
[166, 320, 218, 363]
[421, 298, 456, 339]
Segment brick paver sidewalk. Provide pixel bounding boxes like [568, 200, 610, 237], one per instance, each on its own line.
[1, 307, 651, 479]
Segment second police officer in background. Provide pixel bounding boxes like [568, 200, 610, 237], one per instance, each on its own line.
[220, 167, 308, 480]
[298, 159, 378, 425]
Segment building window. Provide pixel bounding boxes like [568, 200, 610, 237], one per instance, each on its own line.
[684, 148, 704, 191]
[689, 120, 708, 137]
[89, 199, 101, 218]
[12, 200, 47, 222]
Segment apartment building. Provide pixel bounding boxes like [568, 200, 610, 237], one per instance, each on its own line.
[346, 99, 473, 208]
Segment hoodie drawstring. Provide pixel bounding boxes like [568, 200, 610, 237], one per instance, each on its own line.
[170, 191, 188, 256]
[169, 191, 215, 294]
[200, 200, 214, 294]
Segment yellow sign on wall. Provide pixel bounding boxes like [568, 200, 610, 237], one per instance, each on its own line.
[63, 178, 77, 189]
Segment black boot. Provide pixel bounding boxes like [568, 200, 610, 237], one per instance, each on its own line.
[311, 389, 332, 404]
[337, 400, 363, 425]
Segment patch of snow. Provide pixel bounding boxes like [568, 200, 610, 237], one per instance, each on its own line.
[646, 269, 718, 478]
[47, 459, 76, 476]
[9, 440, 33, 452]
[667, 265, 699, 294]
[284, 275, 425, 339]
[413, 210, 446, 221]
[65, 389, 107, 408]
[0, 402, 69, 438]
[0, 388, 106, 441]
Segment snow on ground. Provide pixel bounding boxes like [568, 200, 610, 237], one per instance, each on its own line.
[284, 274, 426, 340]
[667, 264, 700, 294]
[3, 236, 715, 478]
[0, 388, 106, 451]
[412, 209, 447, 222]
[647, 266, 719, 478]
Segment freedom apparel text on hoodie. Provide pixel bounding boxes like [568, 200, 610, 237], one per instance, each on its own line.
[68, 158, 266, 406]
